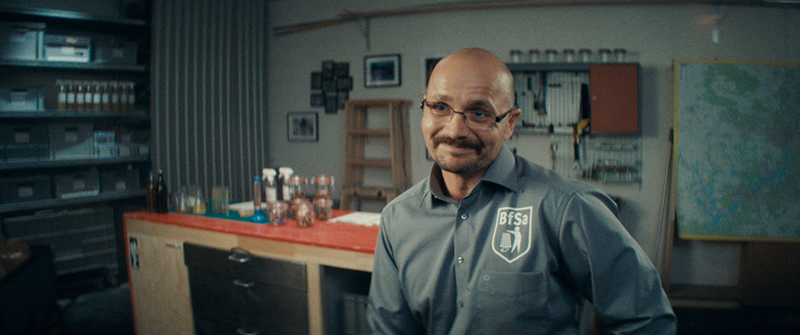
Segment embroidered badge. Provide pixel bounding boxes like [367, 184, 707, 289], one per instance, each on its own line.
[491, 206, 533, 263]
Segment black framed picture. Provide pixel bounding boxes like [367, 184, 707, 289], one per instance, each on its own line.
[324, 92, 338, 114]
[364, 54, 401, 88]
[287, 112, 318, 142]
[311, 72, 322, 90]
[310, 92, 325, 107]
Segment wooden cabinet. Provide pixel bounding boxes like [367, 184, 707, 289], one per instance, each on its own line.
[124, 212, 377, 335]
[127, 232, 194, 334]
[589, 63, 639, 134]
[125, 218, 238, 335]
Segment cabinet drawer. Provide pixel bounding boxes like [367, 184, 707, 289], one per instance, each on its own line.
[183, 243, 306, 291]
[184, 243, 309, 335]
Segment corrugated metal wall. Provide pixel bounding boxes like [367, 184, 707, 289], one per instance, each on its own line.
[151, 0, 268, 202]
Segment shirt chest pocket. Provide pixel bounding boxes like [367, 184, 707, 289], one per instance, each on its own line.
[475, 271, 550, 329]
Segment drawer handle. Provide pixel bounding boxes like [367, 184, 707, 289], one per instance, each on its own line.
[227, 247, 251, 263]
[233, 279, 255, 288]
[236, 328, 259, 335]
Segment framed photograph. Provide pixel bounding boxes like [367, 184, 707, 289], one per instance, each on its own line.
[287, 112, 318, 142]
[310, 92, 325, 107]
[364, 54, 401, 88]
[311, 72, 322, 90]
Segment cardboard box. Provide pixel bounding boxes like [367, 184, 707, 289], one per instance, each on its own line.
[0, 86, 44, 112]
[0, 21, 45, 61]
[0, 175, 51, 204]
[49, 123, 93, 160]
[43, 34, 90, 62]
[53, 167, 99, 199]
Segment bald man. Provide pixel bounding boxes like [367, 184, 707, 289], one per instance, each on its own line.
[367, 48, 675, 334]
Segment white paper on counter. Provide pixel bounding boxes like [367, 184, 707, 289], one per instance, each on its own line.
[329, 211, 381, 226]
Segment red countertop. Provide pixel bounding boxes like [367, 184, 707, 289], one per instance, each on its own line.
[123, 210, 380, 254]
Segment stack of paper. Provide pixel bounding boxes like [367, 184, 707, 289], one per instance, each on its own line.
[330, 212, 381, 226]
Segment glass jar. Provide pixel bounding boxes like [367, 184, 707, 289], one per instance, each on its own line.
[313, 197, 333, 221]
[293, 199, 315, 227]
[268, 201, 288, 226]
[312, 174, 334, 199]
[287, 175, 307, 200]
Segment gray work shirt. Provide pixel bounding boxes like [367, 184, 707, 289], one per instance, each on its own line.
[367, 145, 676, 334]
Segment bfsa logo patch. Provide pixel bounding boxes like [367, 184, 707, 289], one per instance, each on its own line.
[491, 206, 533, 263]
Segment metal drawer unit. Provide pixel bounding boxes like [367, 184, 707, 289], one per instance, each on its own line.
[2, 206, 116, 276]
[184, 243, 309, 335]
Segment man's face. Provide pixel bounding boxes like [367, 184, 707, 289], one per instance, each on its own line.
[422, 57, 518, 178]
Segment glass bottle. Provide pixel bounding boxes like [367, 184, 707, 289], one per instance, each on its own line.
[120, 82, 129, 111]
[251, 177, 267, 223]
[56, 80, 67, 110]
[101, 81, 111, 110]
[156, 169, 169, 213]
[127, 82, 136, 110]
[84, 81, 94, 110]
[110, 81, 120, 111]
[92, 81, 103, 110]
[75, 81, 85, 110]
[146, 170, 156, 212]
[66, 80, 76, 110]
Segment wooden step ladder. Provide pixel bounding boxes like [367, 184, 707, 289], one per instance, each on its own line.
[340, 99, 412, 211]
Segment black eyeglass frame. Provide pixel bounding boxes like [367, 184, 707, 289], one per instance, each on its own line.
[420, 99, 516, 124]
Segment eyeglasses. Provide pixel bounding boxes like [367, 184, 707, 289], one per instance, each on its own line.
[420, 99, 515, 130]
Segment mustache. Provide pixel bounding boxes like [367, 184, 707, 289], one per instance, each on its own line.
[432, 135, 481, 151]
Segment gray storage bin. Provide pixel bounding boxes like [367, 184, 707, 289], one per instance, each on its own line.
[53, 167, 100, 199]
[2, 206, 117, 276]
[0, 175, 51, 204]
[0, 86, 44, 112]
[0, 21, 45, 61]
[49, 123, 93, 160]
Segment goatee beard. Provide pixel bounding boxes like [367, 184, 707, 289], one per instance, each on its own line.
[431, 135, 486, 175]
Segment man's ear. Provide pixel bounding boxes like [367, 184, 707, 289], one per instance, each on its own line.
[504, 108, 522, 140]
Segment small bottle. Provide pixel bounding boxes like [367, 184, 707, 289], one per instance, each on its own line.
[127, 82, 136, 110]
[192, 185, 206, 214]
[156, 169, 169, 213]
[66, 80, 76, 110]
[110, 81, 120, 111]
[84, 81, 94, 110]
[120, 82, 129, 111]
[75, 81, 85, 110]
[101, 81, 111, 110]
[56, 80, 66, 110]
[92, 81, 103, 110]
[146, 169, 156, 212]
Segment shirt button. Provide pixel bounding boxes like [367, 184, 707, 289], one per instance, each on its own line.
[457, 256, 464, 264]
[458, 301, 465, 308]
[460, 213, 468, 220]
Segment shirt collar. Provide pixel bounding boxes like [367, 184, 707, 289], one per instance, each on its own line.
[426, 144, 520, 204]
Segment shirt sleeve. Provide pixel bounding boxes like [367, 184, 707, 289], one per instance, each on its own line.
[367, 213, 425, 335]
[557, 189, 677, 335]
